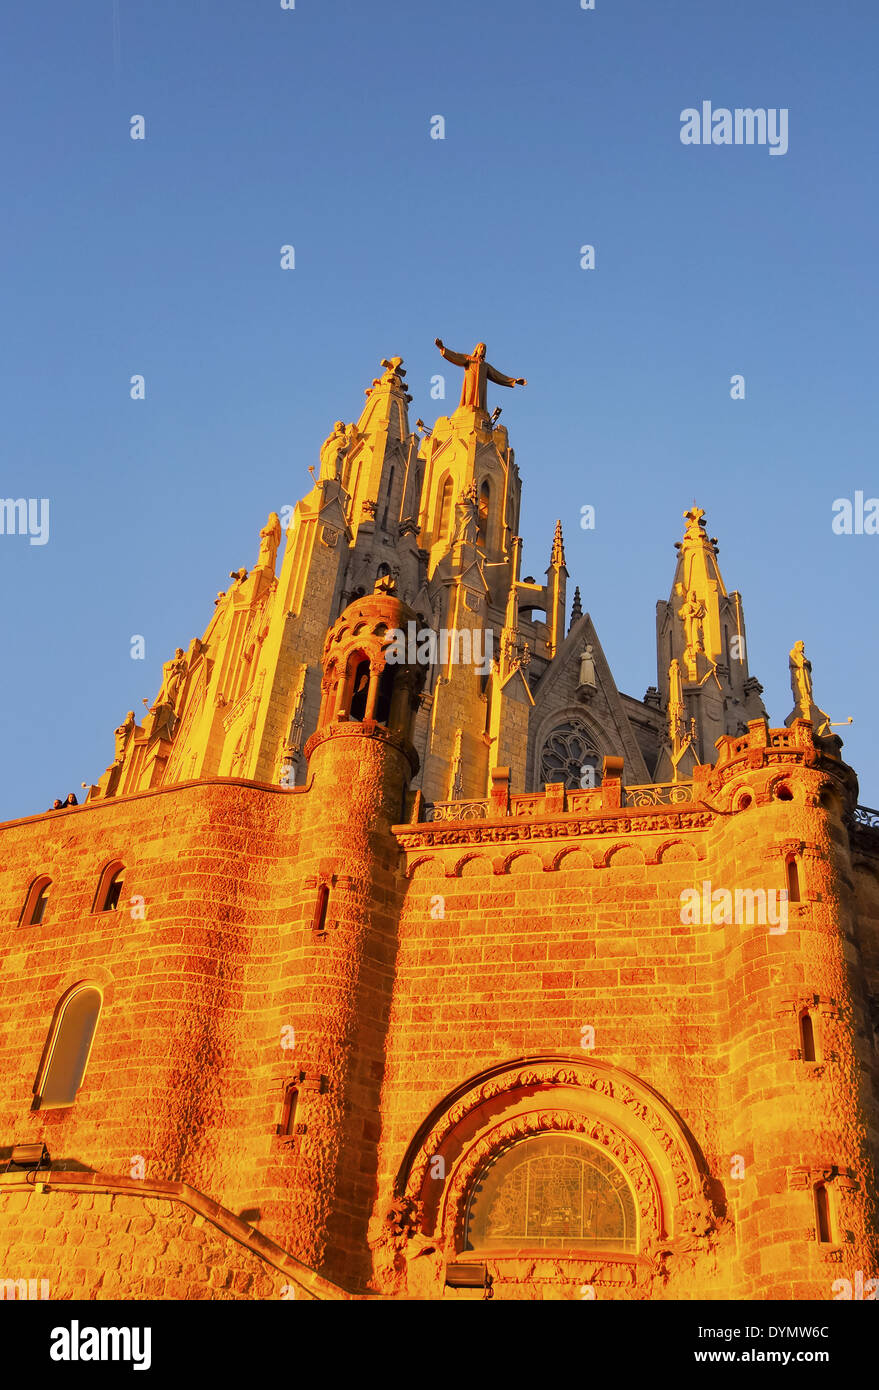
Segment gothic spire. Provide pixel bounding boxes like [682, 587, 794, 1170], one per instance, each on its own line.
[569, 585, 583, 628]
[550, 518, 565, 568]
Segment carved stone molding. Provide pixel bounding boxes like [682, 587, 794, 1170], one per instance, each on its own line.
[788, 1164, 856, 1190]
[397, 1057, 710, 1270]
[775, 994, 842, 1021]
[397, 808, 715, 852]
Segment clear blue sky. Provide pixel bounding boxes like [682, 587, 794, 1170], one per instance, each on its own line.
[1, 0, 877, 819]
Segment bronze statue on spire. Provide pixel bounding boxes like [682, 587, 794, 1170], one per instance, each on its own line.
[434, 338, 526, 412]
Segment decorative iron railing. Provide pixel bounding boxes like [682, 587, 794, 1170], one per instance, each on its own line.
[624, 781, 694, 808]
[424, 799, 489, 822]
[854, 805, 879, 830]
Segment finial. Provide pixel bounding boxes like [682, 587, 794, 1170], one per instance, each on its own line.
[569, 585, 583, 627]
[379, 357, 407, 390]
[551, 519, 565, 567]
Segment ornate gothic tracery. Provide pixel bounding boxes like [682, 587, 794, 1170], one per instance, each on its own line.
[539, 719, 603, 789]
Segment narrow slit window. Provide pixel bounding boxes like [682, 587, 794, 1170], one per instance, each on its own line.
[786, 856, 802, 903]
[814, 1183, 833, 1244]
[313, 884, 330, 933]
[436, 478, 453, 540]
[280, 1084, 299, 1137]
[381, 468, 395, 530]
[800, 1011, 817, 1062]
[477, 480, 490, 549]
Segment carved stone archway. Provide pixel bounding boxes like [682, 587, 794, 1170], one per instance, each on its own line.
[377, 1056, 720, 1299]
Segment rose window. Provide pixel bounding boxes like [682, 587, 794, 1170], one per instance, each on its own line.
[539, 720, 602, 790]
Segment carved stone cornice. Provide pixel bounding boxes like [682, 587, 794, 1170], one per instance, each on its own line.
[396, 806, 714, 851]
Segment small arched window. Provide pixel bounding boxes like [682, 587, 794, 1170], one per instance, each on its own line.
[94, 863, 125, 913]
[436, 477, 453, 541]
[312, 883, 330, 933]
[786, 856, 802, 903]
[800, 1010, 817, 1062]
[373, 664, 396, 726]
[278, 1083, 300, 1141]
[349, 657, 371, 721]
[33, 984, 102, 1110]
[21, 876, 52, 927]
[814, 1183, 833, 1244]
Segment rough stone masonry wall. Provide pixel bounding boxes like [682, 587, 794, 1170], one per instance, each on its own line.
[0, 1181, 332, 1300]
[375, 755, 879, 1300]
[0, 779, 333, 1298]
[379, 824, 730, 1298]
[716, 768, 879, 1301]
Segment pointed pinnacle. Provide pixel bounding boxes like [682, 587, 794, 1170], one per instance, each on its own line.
[570, 585, 583, 627]
[551, 519, 565, 567]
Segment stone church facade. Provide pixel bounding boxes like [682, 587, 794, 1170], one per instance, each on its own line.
[1, 347, 878, 1300]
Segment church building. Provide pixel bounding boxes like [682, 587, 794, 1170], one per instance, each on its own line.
[1, 343, 877, 1300]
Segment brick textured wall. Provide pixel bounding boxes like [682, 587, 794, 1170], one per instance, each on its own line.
[1, 723, 877, 1300]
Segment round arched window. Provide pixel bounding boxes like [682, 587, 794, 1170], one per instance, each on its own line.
[540, 720, 603, 790]
[463, 1134, 637, 1253]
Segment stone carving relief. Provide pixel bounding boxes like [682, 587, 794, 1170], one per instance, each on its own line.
[381, 1059, 722, 1299]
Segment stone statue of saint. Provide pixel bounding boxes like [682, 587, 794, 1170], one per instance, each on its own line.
[578, 644, 596, 687]
[667, 658, 686, 753]
[256, 512, 282, 572]
[452, 482, 480, 544]
[435, 338, 526, 413]
[114, 711, 136, 763]
[789, 640, 813, 717]
[785, 639, 835, 737]
[158, 648, 188, 711]
[678, 589, 706, 654]
[320, 421, 349, 480]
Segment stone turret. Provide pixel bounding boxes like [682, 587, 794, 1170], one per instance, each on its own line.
[292, 581, 424, 1284]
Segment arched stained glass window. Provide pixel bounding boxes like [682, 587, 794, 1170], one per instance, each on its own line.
[34, 985, 102, 1110]
[464, 1134, 637, 1253]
